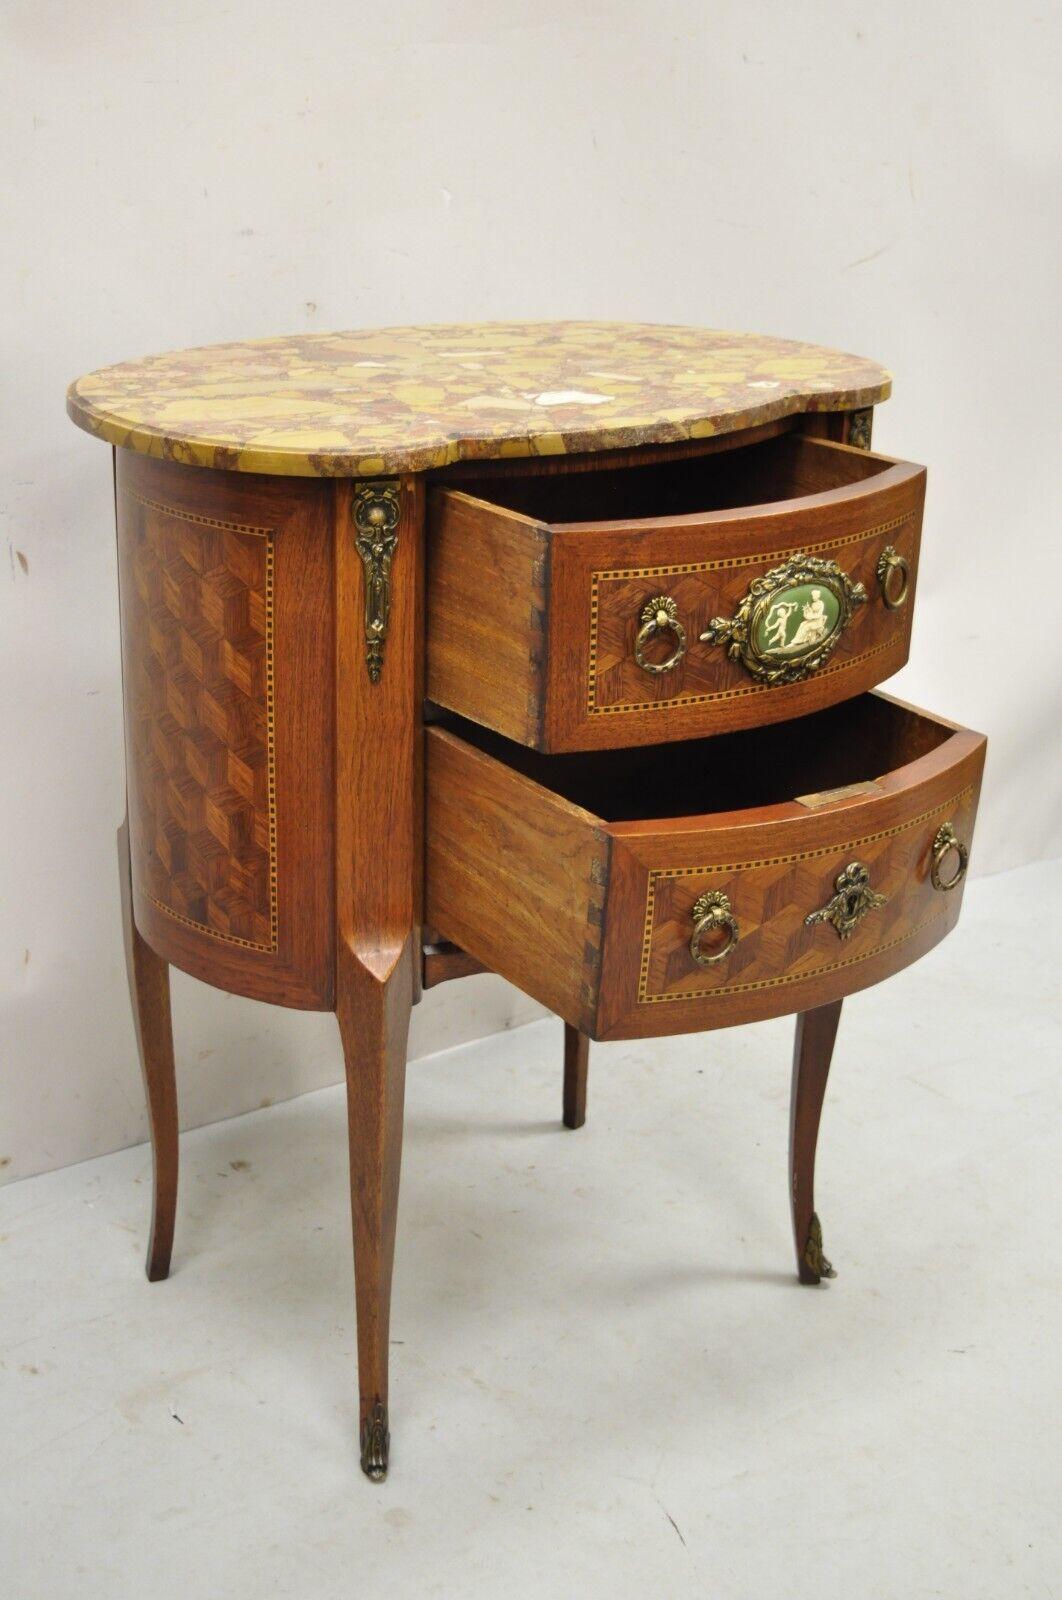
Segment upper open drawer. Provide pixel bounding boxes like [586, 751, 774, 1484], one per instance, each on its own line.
[426, 432, 926, 752]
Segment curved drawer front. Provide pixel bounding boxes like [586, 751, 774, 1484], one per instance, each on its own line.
[566, 479, 920, 747]
[425, 695, 985, 1040]
[427, 433, 925, 752]
[598, 750, 981, 1037]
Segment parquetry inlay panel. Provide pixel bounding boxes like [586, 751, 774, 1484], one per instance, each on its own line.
[638, 787, 976, 1005]
[588, 513, 916, 717]
[122, 490, 277, 951]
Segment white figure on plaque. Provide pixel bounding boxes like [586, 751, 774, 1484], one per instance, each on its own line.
[763, 599, 798, 651]
[787, 588, 829, 650]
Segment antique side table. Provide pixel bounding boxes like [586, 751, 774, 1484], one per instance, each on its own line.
[68, 323, 985, 1479]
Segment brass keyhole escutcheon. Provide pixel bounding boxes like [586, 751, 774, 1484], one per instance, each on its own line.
[877, 545, 910, 610]
[689, 891, 739, 966]
[931, 823, 968, 891]
[634, 595, 687, 675]
[805, 860, 887, 941]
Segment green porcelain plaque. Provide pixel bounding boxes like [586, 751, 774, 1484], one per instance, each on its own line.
[700, 553, 868, 686]
[752, 581, 842, 661]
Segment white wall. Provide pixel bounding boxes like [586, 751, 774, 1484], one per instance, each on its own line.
[2, 1, 1059, 1184]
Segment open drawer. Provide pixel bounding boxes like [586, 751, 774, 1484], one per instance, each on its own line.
[425, 693, 985, 1040]
[427, 431, 925, 751]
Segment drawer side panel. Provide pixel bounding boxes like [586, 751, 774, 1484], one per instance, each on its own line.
[424, 728, 608, 1030]
[426, 490, 550, 745]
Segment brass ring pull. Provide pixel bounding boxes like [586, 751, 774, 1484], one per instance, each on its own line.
[635, 595, 687, 675]
[931, 823, 968, 891]
[876, 545, 910, 610]
[689, 891, 739, 966]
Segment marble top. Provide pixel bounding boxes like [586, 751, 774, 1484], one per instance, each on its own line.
[67, 322, 891, 478]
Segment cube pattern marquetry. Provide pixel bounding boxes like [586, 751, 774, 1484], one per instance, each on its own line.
[122, 491, 277, 951]
[638, 785, 978, 1006]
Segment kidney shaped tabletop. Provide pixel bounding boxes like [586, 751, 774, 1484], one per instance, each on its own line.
[67, 320, 891, 480]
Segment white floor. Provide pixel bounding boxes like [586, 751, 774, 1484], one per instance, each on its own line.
[2, 861, 1059, 1600]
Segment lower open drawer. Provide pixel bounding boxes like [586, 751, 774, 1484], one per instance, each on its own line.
[425, 693, 985, 1039]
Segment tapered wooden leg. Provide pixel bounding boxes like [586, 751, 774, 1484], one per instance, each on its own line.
[337, 939, 413, 1482]
[334, 476, 423, 1481]
[789, 999, 842, 1285]
[117, 818, 178, 1282]
[563, 1025, 589, 1130]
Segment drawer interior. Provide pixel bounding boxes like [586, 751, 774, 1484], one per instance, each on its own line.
[452, 432, 892, 526]
[430, 695, 953, 822]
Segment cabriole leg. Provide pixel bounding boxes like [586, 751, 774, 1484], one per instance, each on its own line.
[789, 999, 842, 1285]
[118, 817, 178, 1282]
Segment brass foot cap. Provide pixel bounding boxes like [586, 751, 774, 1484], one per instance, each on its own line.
[802, 1212, 837, 1282]
[360, 1400, 389, 1481]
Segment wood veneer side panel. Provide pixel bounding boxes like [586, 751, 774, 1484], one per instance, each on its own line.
[424, 728, 608, 1030]
[595, 729, 985, 1039]
[271, 477, 336, 1005]
[426, 489, 550, 747]
[116, 451, 335, 1008]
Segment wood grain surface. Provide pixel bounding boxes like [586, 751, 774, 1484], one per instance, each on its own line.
[115, 452, 335, 1007]
[427, 434, 924, 751]
[425, 695, 985, 1039]
[333, 474, 424, 1479]
[790, 1000, 843, 1285]
[425, 728, 610, 1033]
[426, 489, 550, 746]
[118, 816, 178, 1282]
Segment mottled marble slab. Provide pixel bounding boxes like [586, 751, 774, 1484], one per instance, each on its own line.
[67, 321, 890, 477]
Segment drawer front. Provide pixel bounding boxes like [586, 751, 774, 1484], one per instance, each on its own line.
[546, 457, 924, 750]
[427, 437, 925, 752]
[596, 731, 984, 1038]
[425, 699, 985, 1040]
